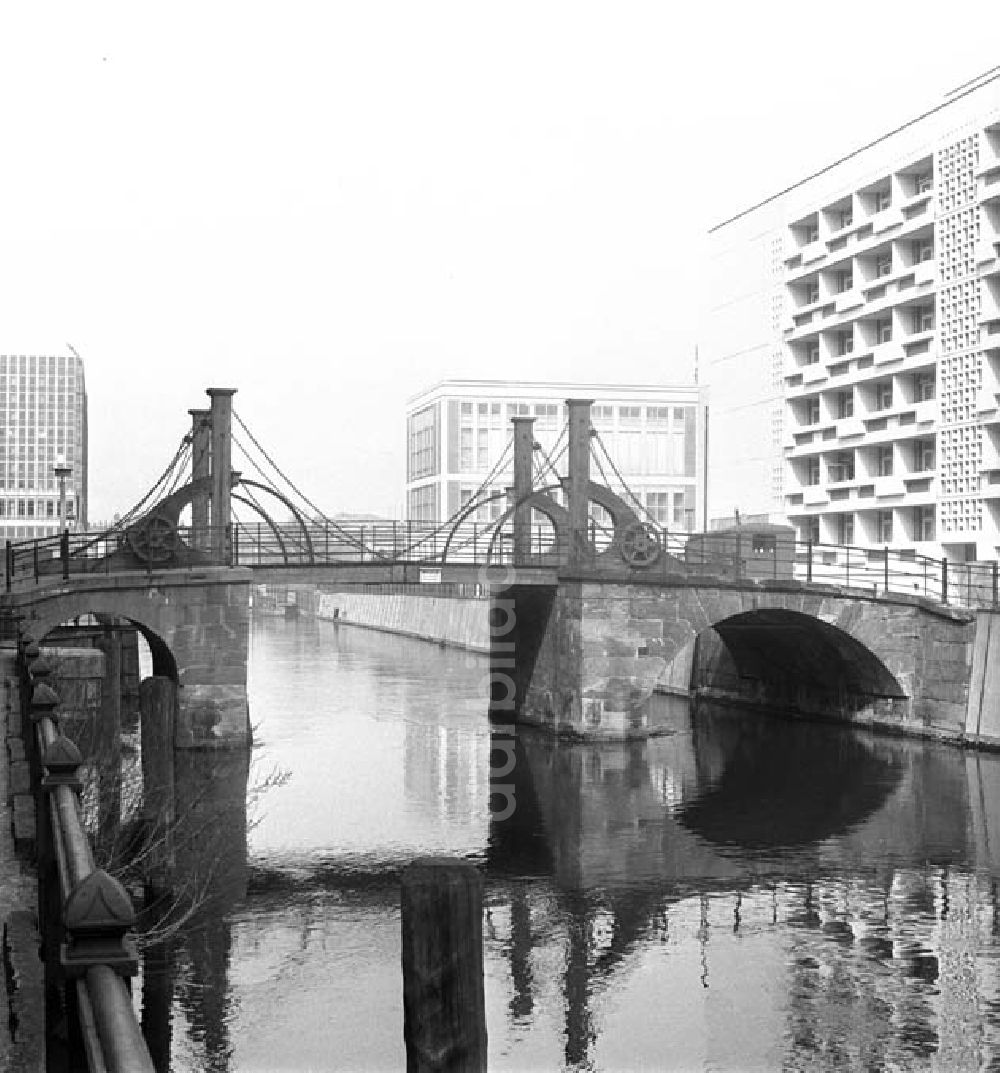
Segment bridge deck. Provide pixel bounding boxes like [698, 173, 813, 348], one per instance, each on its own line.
[3, 524, 999, 612]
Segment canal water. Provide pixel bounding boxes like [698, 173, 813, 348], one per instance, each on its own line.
[148, 614, 1000, 1072]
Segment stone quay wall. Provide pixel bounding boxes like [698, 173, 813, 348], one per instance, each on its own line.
[0, 648, 44, 1069]
[316, 591, 490, 653]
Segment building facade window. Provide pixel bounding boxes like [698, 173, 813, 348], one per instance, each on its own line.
[806, 398, 820, 424]
[407, 484, 438, 522]
[877, 510, 893, 542]
[877, 445, 893, 476]
[912, 237, 933, 262]
[592, 405, 614, 426]
[407, 404, 439, 481]
[645, 492, 669, 524]
[876, 381, 893, 409]
[915, 438, 936, 470]
[533, 403, 558, 428]
[912, 307, 934, 333]
[837, 390, 853, 419]
[806, 457, 821, 485]
[830, 451, 854, 482]
[915, 373, 935, 400]
[837, 514, 854, 545]
[915, 505, 935, 540]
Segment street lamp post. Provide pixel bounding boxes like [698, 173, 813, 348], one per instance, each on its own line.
[54, 463, 72, 533]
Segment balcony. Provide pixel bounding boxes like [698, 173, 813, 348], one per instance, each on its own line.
[834, 289, 864, 314]
[874, 475, 905, 498]
[836, 416, 865, 438]
[980, 171, 1000, 205]
[803, 485, 829, 506]
[976, 139, 1000, 177]
[913, 398, 937, 424]
[872, 206, 904, 234]
[902, 474, 937, 498]
[900, 188, 933, 214]
[873, 340, 904, 366]
[800, 240, 827, 266]
[976, 238, 999, 268]
[802, 363, 828, 385]
[979, 290, 1000, 326]
[981, 438, 1000, 471]
[913, 260, 936, 287]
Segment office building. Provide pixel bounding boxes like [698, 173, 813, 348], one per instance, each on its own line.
[704, 69, 1000, 560]
[405, 379, 703, 529]
[0, 352, 88, 539]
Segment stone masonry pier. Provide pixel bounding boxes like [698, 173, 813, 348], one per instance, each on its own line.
[6, 568, 251, 748]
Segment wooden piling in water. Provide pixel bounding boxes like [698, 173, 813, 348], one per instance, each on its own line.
[400, 857, 487, 1073]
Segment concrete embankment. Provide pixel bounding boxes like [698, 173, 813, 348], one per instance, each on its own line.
[1, 647, 43, 1071]
[316, 591, 490, 653]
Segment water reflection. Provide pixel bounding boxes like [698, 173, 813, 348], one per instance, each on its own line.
[140, 751, 248, 1073]
[156, 617, 1000, 1072]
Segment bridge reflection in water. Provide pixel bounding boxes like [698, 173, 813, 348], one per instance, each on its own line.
[147, 621, 1000, 1073]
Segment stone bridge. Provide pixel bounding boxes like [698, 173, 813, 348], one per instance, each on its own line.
[493, 575, 1000, 747]
[7, 567, 251, 747]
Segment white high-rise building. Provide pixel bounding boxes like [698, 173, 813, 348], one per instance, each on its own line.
[704, 69, 1000, 561]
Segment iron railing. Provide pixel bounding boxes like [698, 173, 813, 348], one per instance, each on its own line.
[5, 523, 1000, 610]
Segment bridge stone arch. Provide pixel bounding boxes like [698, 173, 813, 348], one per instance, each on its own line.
[498, 578, 976, 741]
[694, 606, 905, 716]
[12, 568, 251, 748]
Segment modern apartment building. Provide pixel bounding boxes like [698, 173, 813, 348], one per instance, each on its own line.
[704, 69, 1000, 561]
[405, 379, 703, 529]
[0, 352, 88, 539]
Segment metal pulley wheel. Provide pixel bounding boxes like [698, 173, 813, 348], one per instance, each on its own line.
[620, 521, 662, 568]
[127, 515, 179, 564]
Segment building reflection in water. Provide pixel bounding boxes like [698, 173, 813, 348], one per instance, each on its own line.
[403, 718, 489, 826]
[487, 698, 1000, 1071]
[139, 750, 249, 1073]
[148, 621, 1000, 1072]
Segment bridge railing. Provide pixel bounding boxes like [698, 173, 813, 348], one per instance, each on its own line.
[7, 523, 1000, 610]
[232, 520, 569, 567]
[672, 531, 1000, 609]
[20, 639, 154, 1072]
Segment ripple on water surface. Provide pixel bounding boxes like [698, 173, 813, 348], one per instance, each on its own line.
[154, 615, 1000, 1072]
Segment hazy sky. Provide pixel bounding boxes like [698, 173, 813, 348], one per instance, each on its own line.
[2, 2, 998, 521]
